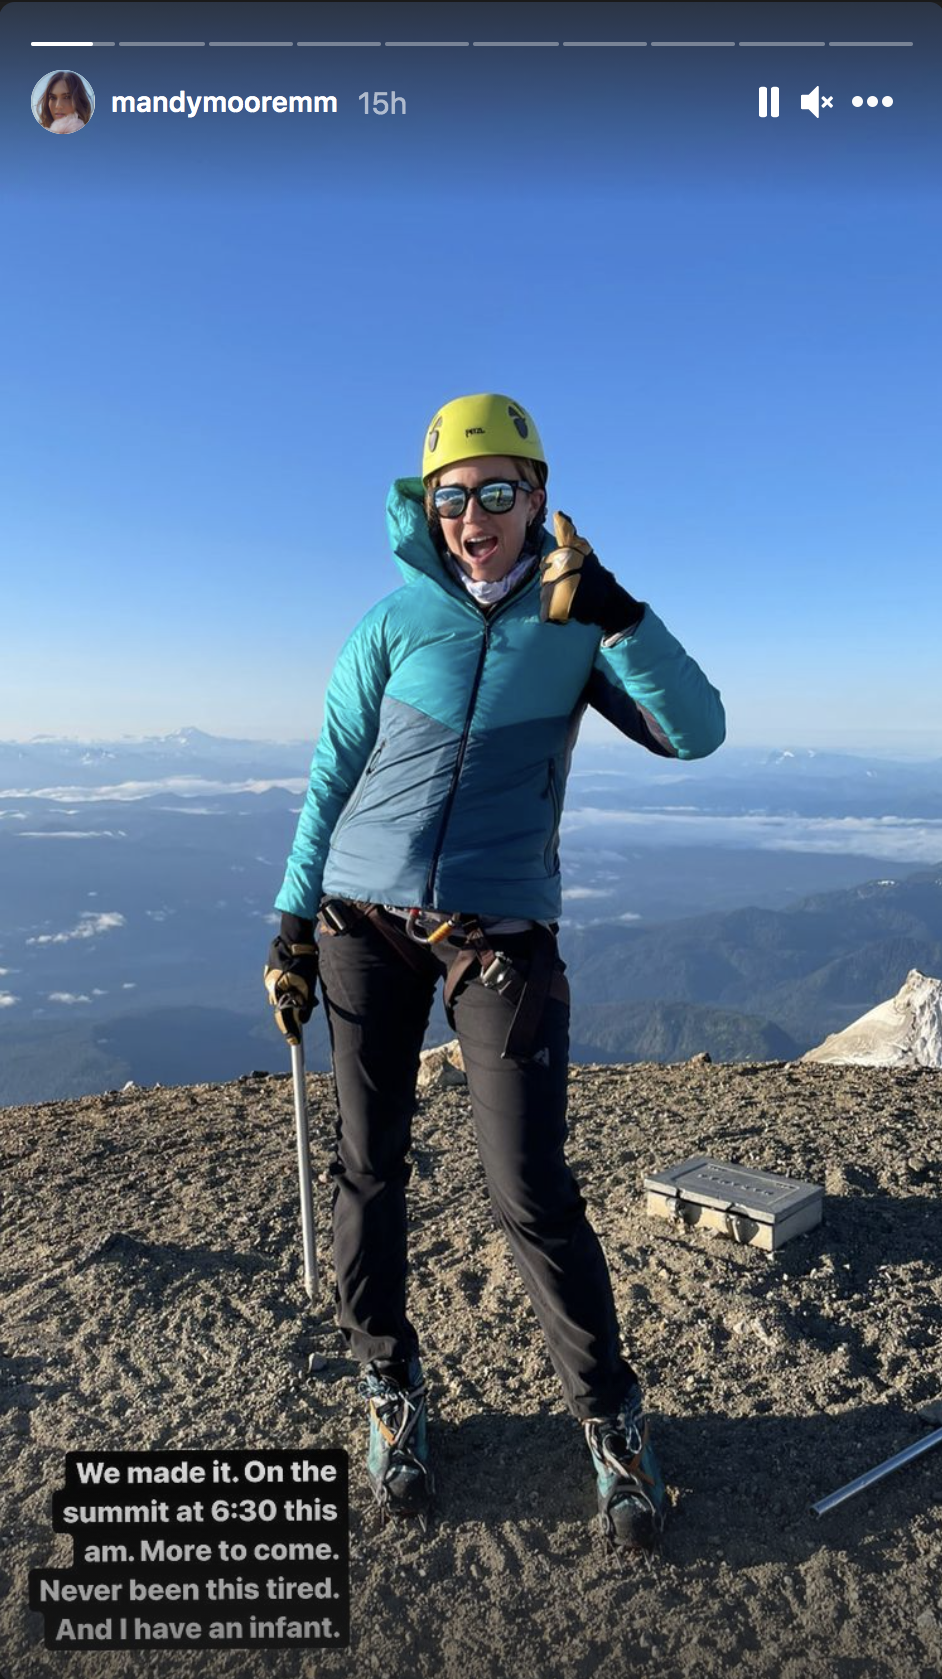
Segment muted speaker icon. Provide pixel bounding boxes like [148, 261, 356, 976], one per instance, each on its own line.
[801, 86, 821, 117]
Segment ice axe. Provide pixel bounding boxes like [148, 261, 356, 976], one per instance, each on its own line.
[275, 1003, 319, 1306]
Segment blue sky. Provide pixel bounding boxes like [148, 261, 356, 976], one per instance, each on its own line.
[2, 1, 939, 750]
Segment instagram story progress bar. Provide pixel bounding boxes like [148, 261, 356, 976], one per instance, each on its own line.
[29, 37, 918, 51]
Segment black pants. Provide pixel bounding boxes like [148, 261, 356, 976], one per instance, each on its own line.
[318, 909, 637, 1421]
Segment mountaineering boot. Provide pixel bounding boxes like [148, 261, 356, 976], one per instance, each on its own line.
[584, 1383, 666, 1552]
[358, 1356, 432, 1526]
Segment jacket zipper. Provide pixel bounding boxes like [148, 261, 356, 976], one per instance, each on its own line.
[422, 572, 540, 904]
[423, 621, 490, 903]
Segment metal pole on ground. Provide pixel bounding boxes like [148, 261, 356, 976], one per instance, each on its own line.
[812, 1424, 942, 1517]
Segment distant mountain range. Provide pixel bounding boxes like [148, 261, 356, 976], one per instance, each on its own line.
[0, 728, 310, 791]
[4, 730, 942, 816]
[568, 999, 797, 1065]
[2, 730, 942, 1102]
[2, 863, 940, 1104]
[557, 868, 942, 1063]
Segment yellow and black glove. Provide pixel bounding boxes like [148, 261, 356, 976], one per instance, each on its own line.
[539, 511, 645, 635]
[264, 914, 319, 1045]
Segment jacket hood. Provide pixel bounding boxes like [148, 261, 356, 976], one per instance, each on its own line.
[386, 476, 553, 590]
[387, 478, 441, 585]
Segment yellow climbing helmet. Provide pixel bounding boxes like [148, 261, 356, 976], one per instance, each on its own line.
[422, 393, 547, 480]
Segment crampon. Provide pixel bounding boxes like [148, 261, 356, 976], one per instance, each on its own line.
[584, 1386, 667, 1555]
[358, 1359, 433, 1532]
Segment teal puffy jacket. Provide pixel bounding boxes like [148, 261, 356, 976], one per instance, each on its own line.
[275, 479, 726, 922]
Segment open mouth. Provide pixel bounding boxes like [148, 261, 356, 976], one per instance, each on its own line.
[464, 537, 499, 563]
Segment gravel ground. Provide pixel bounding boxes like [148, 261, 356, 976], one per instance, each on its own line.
[2, 1059, 941, 1679]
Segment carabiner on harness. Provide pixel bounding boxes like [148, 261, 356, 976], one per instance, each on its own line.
[405, 908, 460, 946]
[478, 951, 525, 1003]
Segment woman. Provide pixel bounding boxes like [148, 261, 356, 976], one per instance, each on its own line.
[36, 72, 91, 133]
[266, 393, 725, 1549]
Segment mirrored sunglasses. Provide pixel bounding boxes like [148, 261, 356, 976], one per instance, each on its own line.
[432, 480, 535, 519]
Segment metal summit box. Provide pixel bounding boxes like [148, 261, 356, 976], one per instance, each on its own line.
[644, 1156, 823, 1252]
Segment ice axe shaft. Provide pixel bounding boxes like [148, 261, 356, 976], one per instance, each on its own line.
[289, 1033, 319, 1305]
[812, 1424, 942, 1517]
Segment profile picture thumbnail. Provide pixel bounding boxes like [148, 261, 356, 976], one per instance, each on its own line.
[33, 70, 95, 134]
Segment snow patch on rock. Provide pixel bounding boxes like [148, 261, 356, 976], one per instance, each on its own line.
[802, 969, 942, 1069]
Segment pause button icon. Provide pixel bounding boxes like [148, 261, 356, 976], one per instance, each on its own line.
[759, 86, 780, 118]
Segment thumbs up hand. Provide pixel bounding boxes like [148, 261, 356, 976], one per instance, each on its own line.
[539, 512, 645, 635]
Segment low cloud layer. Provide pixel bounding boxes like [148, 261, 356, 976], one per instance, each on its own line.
[18, 830, 126, 840]
[0, 777, 307, 802]
[562, 810, 942, 863]
[27, 912, 126, 947]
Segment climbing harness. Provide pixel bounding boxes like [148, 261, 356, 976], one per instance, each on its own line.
[318, 899, 568, 1060]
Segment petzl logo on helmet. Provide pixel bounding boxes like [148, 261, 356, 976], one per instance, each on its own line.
[507, 403, 529, 440]
[464, 426, 485, 437]
[427, 416, 444, 455]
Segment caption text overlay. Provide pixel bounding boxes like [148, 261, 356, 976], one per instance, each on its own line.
[29, 1449, 350, 1649]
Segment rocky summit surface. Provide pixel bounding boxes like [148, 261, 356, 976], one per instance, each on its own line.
[3, 1060, 942, 1679]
